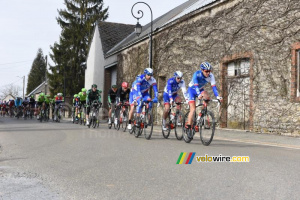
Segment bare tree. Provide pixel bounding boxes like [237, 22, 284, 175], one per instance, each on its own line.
[0, 84, 21, 99]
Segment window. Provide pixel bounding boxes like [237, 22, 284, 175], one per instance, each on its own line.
[227, 59, 250, 77]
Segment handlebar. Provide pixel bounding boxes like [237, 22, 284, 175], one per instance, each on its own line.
[196, 99, 221, 108]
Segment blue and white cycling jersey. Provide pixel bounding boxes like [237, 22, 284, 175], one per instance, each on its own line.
[131, 74, 158, 98]
[163, 77, 188, 100]
[188, 70, 219, 97]
[15, 98, 23, 107]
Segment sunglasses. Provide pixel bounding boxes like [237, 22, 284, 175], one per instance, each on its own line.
[203, 70, 211, 73]
[146, 74, 153, 77]
[176, 77, 182, 80]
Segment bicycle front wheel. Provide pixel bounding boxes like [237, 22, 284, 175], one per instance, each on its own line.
[92, 116, 97, 128]
[122, 109, 128, 132]
[162, 117, 170, 139]
[174, 111, 184, 140]
[199, 111, 215, 146]
[144, 109, 153, 140]
[182, 112, 194, 143]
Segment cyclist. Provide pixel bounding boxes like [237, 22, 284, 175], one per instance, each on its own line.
[36, 93, 45, 119]
[186, 62, 222, 138]
[73, 94, 80, 121]
[116, 82, 130, 103]
[116, 82, 130, 123]
[22, 96, 30, 118]
[8, 99, 15, 117]
[1, 100, 7, 116]
[79, 88, 87, 122]
[45, 95, 51, 120]
[14, 97, 23, 118]
[162, 71, 189, 131]
[50, 95, 56, 120]
[86, 84, 102, 126]
[127, 68, 158, 130]
[108, 85, 118, 125]
[54, 93, 64, 121]
[29, 95, 35, 117]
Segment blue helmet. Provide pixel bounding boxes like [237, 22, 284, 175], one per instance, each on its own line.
[200, 62, 212, 71]
[173, 71, 183, 78]
[144, 68, 153, 76]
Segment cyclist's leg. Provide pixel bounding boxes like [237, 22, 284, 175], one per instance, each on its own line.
[163, 92, 171, 120]
[174, 95, 182, 110]
[128, 91, 135, 122]
[187, 87, 198, 126]
[86, 103, 91, 124]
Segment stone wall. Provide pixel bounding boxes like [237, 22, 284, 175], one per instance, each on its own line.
[117, 0, 300, 135]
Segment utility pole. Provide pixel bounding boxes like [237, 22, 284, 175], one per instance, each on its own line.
[45, 55, 48, 95]
[23, 76, 25, 99]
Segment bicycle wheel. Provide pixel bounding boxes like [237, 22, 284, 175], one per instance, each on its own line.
[122, 109, 128, 132]
[144, 109, 153, 140]
[174, 111, 184, 140]
[134, 116, 142, 138]
[162, 117, 171, 139]
[199, 111, 215, 146]
[182, 112, 194, 143]
[92, 116, 97, 128]
[108, 117, 112, 129]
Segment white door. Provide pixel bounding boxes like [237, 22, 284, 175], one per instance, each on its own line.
[227, 59, 250, 130]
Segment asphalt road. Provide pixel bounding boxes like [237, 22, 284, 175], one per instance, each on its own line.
[0, 117, 299, 200]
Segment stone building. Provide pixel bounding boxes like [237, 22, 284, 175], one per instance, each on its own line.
[86, 0, 300, 135]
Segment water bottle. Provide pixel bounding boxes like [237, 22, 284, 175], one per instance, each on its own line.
[197, 115, 201, 122]
[170, 113, 175, 121]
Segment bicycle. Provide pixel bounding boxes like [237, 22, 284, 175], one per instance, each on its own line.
[15, 106, 23, 119]
[71, 105, 76, 124]
[78, 104, 86, 125]
[116, 101, 130, 132]
[132, 100, 158, 140]
[23, 104, 31, 120]
[54, 103, 64, 122]
[88, 100, 101, 128]
[108, 103, 117, 129]
[39, 103, 48, 122]
[183, 99, 220, 146]
[162, 102, 185, 140]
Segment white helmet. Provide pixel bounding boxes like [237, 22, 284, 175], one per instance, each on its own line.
[174, 71, 183, 78]
[144, 68, 153, 76]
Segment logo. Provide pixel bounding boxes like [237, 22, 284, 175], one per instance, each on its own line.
[176, 152, 196, 164]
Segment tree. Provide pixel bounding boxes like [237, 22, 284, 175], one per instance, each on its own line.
[0, 84, 21, 99]
[26, 49, 47, 94]
[48, 0, 108, 98]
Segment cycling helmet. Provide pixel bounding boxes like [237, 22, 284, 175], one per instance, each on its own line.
[174, 71, 183, 78]
[81, 88, 87, 92]
[112, 85, 117, 89]
[144, 68, 153, 76]
[40, 93, 45, 97]
[57, 93, 63, 96]
[74, 94, 78, 98]
[122, 82, 129, 88]
[92, 84, 97, 88]
[200, 62, 212, 71]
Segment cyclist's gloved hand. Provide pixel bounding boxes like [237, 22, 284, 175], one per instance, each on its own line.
[153, 97, 158, 103]
[217, 96, 223, 102]
[169, 98, 174, 105]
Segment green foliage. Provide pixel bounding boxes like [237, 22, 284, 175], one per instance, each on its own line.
[26, 49, 46, 94]
[49, 0, 108, 97]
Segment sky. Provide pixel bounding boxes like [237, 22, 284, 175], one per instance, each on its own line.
[0, 0, 186, 97]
